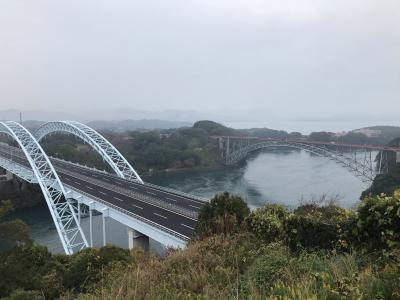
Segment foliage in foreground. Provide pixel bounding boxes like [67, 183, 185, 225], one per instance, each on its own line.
[195, 192, 250, 237]
[78, 192, 400, 300]
[0, 200, 31, 252]
[0, 245, 132, 299]
[1, 191, 400, 299]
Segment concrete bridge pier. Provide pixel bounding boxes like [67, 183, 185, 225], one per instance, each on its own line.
[0, 167, 13, 181]
[396, 152, 400, 164]
[102, 208, 109, 246]
[127, 228, 149, 252]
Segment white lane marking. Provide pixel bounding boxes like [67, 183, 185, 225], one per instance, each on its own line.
[86, 186, 93, 190]
[54, 168, 198, 222]
[147, 191, 157, 196]
[166, 197, 177, 202]
[181, 223, 195, 230]
[189, 204, 201, 209]
[153, 213, 167, 219]
[131, 203, 143, 210]
[130, 186, 138, 190]
[99, 191, 107, 195]
[113, 196, 124, 202]
[64, 177, 70, 181]
[92, 174, 97, 178]
[74, 181, 81, 185]
[103, 178, 109, 181]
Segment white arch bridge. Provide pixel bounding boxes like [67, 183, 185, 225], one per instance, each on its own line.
[214, 136, 400, 183]
[0, 121, 206, 255]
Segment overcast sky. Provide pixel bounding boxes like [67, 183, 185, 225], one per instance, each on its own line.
[0, 0, 399, 121]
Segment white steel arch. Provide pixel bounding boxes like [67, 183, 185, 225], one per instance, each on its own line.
[34, 121, 143, 183]
[0, 121, 88, 254]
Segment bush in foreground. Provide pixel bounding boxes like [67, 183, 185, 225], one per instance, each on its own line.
[353, 190, 400, 251]
[195, 192, 250, 237]
[245, 203, 288, 243]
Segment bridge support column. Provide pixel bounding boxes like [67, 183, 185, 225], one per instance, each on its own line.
[77, 202, 81, 224]
[5, 170, 13, 180]
[396, 152, 400, 164]
[0, 168, 13, 181]
[226, 137, 230, 158]
[89, 208, 93, 247]
[102, 208, 109, 247]
[127, 228, 149, 252]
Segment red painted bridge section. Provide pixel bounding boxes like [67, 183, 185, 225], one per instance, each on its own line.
[211, 136, 400, 152]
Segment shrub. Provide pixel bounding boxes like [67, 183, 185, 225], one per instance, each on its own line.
[2, 289, 43, 300]
[79, 233, 259, 300]
[353, 191, 400, 250]
[0, 245, 57, 298]
[246, 204, 288, 243]
[0, 200, 31, 252]
[195, 192, 250, 237]
[284, 204, 353, 252]
[62, 245, 131, 292]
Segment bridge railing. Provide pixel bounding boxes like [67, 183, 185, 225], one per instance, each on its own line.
[64, 183, 191, 241]
[58, 166, 199, 219]
[143, 182, 209, 203]
[52, 156, 209, 203]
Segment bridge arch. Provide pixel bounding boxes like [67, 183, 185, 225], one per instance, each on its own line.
[226, 141, 375, 182]
[34, 121, 143, 183]
[0, 121, 88, 254]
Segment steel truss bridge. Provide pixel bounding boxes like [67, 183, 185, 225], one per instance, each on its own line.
[214, 136, 400, 183]
[0, 121, 205, 255]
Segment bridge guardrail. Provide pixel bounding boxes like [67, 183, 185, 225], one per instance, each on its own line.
[64, 184, 191, 242]
[143, 182, 209, 203]
[58, 167, 199, 220]
[51, 156, 209, 203]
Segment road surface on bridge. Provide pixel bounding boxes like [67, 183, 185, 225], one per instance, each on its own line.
[0, 144, 203, 239]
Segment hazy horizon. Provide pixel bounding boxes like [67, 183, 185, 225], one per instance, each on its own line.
[0, 0, 399, 122]
[1, 107, 400, 134]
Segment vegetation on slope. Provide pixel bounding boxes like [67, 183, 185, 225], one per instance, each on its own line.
[1, 191, 400, 299]
[362, 138, 400, 198]
[78, 192, 400, 300]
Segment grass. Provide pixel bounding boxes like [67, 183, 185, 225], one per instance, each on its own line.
[74, 236, 400, 300]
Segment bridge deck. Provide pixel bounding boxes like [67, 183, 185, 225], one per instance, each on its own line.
[0, 144, 204, 240]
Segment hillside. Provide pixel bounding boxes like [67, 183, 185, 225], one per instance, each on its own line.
[1, 192, 400, 299]
[362, 137, 400, 198]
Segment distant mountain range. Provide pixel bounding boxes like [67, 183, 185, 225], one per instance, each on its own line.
[0, 108, 214, 123]
[0, 109, 193, 131]
[86, 119, 192, 131]
[18, 119, 191, 132]
[1, 109, 399, 135]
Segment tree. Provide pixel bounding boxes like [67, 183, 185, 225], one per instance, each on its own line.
[0, 200, 31, 252]
[246, 204, 288, 243]
[195, 192, 250, 237]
